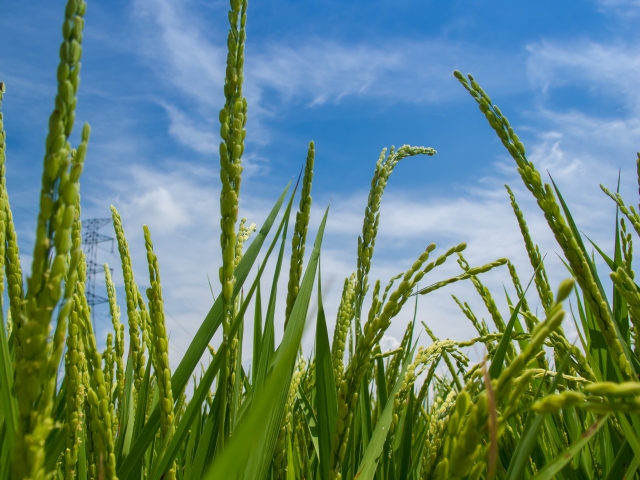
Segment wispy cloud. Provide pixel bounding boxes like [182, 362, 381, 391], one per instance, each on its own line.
[527, 40, 640, 112]
[595, 0, 640, 16]
[6, 0, 638, 366]
[131, 0, 526, 154]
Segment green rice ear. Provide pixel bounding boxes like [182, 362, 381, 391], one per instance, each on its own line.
[455, 70, 635, 381]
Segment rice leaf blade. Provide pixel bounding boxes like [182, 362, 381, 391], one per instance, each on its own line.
[205, 206, 328, 480]
[355, 345, 415, 480]
[149, 341, 225, 480]
[0, 309, 17, 451]
[315, 267, 338, 479]
[531, 414, 610, 480]
[117, 183, 290, 478]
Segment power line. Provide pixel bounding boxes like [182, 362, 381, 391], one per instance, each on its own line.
[82, 218, 114, 325]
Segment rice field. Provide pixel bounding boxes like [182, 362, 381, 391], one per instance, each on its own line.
[1, 0, 640, 479]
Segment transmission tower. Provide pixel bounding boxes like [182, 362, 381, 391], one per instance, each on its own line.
[82, 218, 114, 323]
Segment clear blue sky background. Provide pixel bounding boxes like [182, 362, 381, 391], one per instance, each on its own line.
[2, 0, 640, 364]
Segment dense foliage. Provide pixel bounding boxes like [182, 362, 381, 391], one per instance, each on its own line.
[1, 1, 640, 479]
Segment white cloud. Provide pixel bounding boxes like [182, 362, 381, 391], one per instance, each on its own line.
[131, 0, 525, 153]
[94, 116, 633, 371]
[132, 0, 226, 110]
[162, 103, 219, 154]
[595, 0, 640, 15]
[527, 40, 640, 112]
[82, 3, 640, 367]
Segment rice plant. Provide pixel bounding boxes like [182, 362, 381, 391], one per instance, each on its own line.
[1, 0, 640, 479]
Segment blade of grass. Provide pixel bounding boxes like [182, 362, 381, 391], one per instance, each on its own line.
[315, 266, 338, 479]
[118, 183, 290, 478]
[531, 414, 610, 480]
[252, 278, 263, 385]
[489, 265, 539, 379]
[355, 344, 416, 480]
[205, 206, 329, 480]
[550, 176, 637, 381]
[505, 351, 572, 479]
[0, 307, 17, 451]
[149, 341, 226, 480]
[190, 387, 222, 478]
[606, 440, 633, 480]
[254, 187, 296, 393]
[398, 389, 415, 480]
[297, 386, 320, 460]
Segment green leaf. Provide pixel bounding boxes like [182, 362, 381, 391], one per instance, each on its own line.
[252, 278, 263, 386]
[505, 351, 572, 480]
[149, 341, 226, 480]
[254, 187, 296, 394]
[190, 389, 222, 478]
[355, 345, 415, 480]
[205, 206, 329, 480]
[489, 265, 538, 379]
[43, 426, 65, 473]
[606, 440, 633, 480]
[0, 308, 17, 451]
[315, 267, 338, 479]
[531, 414, 610, 480]
[118, 183, 290, 479]
[172, 180, 290, 397]
[297, 385, 320, 460]
[550, 177, 637, 381]
[398, 389, 414, 480]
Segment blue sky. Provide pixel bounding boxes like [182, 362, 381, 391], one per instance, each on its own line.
[3, 0, 640, 365]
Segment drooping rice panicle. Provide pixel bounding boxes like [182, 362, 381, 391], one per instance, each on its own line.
[331, 242, 449, 477]
[391, 341, 468, 437]
[422, 322, 463, 391]
[417, 257, 508, 296]
[611, 266, 640, 348]
[420, 390, 457, 480]
[386, 321, 415, 392]
[452, 295, 490, 338]
[457, 254, 508, 335]
[506, 260, 531, 315]
[621, 217, 634, 277]
[432, 279, 574, 479]
[354, 145, 437, 325]
[506, 184, 554, 313]
[285, 141, 314, 328]
[601, 183, 640, 238]
[455, 70, 634, 379]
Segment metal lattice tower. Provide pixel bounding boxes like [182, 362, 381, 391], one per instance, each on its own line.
[82, 218, 114, 322]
